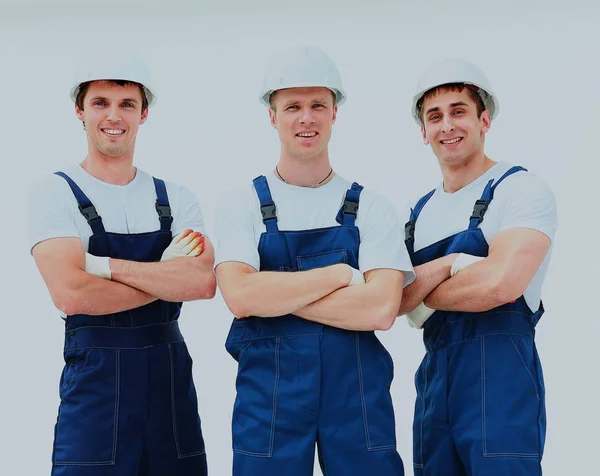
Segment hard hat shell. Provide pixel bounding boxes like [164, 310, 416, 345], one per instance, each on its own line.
[259, 45, 346, 107]
[70, 51, 156, 107]
[412, 58, 498, 124]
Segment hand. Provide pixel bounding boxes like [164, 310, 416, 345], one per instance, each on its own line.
[406, 301, 435, 329]
[85, 252, 111, 280]
[450, 253, 485, 277]
[160, 230, 205, 262]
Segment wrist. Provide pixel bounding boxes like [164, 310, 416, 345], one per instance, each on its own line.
[442, 253, 460, 277]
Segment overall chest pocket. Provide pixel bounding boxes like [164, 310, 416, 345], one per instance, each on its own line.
[296, 249, 348, 271]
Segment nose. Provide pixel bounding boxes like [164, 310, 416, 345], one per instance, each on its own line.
[441, 114, 455, 134]
[105, 105, 122, 123]
[299, 105, 315, 125]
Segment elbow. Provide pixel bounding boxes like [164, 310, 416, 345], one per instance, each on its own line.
[373, 300, 400, 331]
[226, 299, 252, 319]
[52, 289, 82, 316]
[189, 272, 217, 301]
[199, 274, 217, 300]
[487, 274, 524, 307]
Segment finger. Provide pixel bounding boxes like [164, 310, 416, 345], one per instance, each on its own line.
[190, 242, 205, 257]
[174, 229, 194, 245]
[182, 233, 203, 255]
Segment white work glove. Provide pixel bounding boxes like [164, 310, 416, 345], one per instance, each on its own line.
[406, 301, 435, 329]
[85, 252, 111, 280]
[348, 266, 365, 286]
[451, 253, 485, 277]
[160, 229, 205, 262]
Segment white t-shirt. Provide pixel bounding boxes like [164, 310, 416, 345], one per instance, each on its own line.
[406, 161, 557, 311]
[215, 173, 416, 287]
[28, 164, 206, 253]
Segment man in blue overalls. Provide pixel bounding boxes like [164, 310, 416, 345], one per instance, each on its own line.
[397, 59, 557, 475]
[28, 51, 216, 475]
[214, 45, 416, 476]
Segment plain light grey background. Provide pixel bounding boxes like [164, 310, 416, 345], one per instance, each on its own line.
[1, 0, 598, 474]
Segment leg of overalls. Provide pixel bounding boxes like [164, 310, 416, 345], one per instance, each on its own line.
[140, 342, 208, 476]
[51, 347, 145, 476]
[413, 349, 467, 476]
[231, 334, 320, 476]
[317, 329, 404, 475]
[448, 336, 545, 475]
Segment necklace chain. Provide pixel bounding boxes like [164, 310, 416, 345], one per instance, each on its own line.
[275, 165, 333, 188]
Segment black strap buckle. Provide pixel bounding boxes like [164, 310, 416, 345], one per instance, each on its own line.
[404, 220, 415, 242]
[260, 203, 277, 221]
[343, 199, 359, 215]
[470, 199, 490, 223]
[78, 204, 100, 222]
[155, 202, 172, 219]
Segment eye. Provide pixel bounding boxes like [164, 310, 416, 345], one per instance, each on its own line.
[93, 100, 105, 107]
[122, 102, 135, 109]
[286, 105, 298, 111]
[429, 114, 441, 121]
[453, 109, 465, 115]
[313, 103, 325, 108]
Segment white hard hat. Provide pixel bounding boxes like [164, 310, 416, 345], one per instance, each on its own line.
[259, 45, 346, 107]
[412, 58, 498, 124]
[70, 50, 156, 107]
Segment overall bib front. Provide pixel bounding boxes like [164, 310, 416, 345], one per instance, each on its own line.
[405, 166, 546, 475]
[51, 172, 207, 476]
[225, 176, 404, 476]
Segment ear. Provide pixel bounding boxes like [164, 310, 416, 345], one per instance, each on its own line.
[480, 110, 491, 135]
[331, 105, 338, 125]
[269, 108, 278, 129]
[139, 107, 149, 125]
[75, 104, 84, 122]
[421, 123, 430, 145]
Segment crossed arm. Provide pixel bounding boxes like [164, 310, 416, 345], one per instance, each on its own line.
[398, 228, 551, 316]
[32, 236, 216, 316]
[216, 262, 405, 331]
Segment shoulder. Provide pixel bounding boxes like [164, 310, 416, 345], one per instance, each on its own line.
[494, 164, 556, 203]
[29, 168, 79, 203]
[216, 180, 261, 220]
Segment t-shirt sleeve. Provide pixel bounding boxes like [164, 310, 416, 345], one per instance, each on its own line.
[28, 174, 81, 253]
[214, 187, 260, 271]
[357, 192, 416, 287]
[497, 174, 557, 241]
[171, 185, 207, 237]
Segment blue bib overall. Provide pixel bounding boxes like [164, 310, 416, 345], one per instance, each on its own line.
[225, 176, 404, 476]
[405, 167, 546, 475]
[51, 172, 207, 476]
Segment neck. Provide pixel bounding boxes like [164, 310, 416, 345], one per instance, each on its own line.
[440, 153, 496, 193]
[81, 149, 136, 186]
[277, 149, 333, 187]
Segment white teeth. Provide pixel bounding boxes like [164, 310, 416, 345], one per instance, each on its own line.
[104, 129, 124, 135]
[297, 132, 317, 137]
[442, 137, 462, 144]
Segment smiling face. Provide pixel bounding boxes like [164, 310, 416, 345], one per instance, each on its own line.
[268, 86, 337, 162]
[420, 86, 490, 168]
[75, 80, 148, 159]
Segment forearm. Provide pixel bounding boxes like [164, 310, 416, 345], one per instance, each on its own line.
[110, 257, 216, 302]
[397, 254, 456, 315]
[222, 264, 350, 318]
[424, 257, 512, 312]
[295, 270, 404, 331]
[54, 271, 156, 316]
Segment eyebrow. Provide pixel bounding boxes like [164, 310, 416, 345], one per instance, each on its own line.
[425, 101, 469, 116]
[283, 98, 331, 107]
[89, 96, 140, 104]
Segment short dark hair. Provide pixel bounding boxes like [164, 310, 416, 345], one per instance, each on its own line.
[75, 80, 149, 112]
[417, 83, 485, 123]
